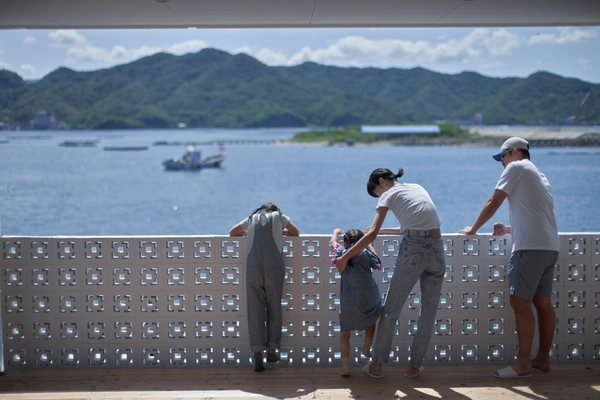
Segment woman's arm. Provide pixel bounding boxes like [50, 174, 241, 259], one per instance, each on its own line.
[335, 207, 387, 274]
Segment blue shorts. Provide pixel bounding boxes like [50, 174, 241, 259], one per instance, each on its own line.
[508, 250, 559, 300]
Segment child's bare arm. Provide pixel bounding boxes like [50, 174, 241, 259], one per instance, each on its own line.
[329, 228, 343, 248]
[367, 242, 376, 254]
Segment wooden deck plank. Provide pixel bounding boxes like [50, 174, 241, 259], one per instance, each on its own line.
[0, 365, 598, 400]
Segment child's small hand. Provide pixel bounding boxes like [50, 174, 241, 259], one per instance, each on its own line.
[330, 228, 344, 250]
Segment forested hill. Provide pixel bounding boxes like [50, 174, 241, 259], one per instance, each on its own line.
[0, 48, 598, 129]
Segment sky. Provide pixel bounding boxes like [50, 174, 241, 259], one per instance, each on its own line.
[0, 26, 599, 83]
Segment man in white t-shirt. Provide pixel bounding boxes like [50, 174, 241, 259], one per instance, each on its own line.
[460, 137, 559, 379]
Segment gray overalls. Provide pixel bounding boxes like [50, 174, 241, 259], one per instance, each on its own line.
[246, 213, 285, 352]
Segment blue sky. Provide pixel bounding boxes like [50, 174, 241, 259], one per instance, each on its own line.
[1, 26, 599, 83]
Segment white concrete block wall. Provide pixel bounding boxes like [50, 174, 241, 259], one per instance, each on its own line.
[1, 234, 599, 370]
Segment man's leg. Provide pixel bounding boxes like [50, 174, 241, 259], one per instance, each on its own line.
[509, 295, 535, 376]
[531, 294, 555, 372]
[530, 251, 558, 372]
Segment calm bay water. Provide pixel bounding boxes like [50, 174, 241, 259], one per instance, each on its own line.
[1, 128, 599, 236]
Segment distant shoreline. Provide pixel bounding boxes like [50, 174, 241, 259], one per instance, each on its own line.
[284, 125, 600, 147]
[283, 135, 600, 148]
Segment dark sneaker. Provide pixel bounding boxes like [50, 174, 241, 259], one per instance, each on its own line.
[266, 352, 280, 363]
[253, 353, 265, 372]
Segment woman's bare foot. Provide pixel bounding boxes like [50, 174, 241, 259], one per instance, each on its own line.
[362, 361, 383, 378]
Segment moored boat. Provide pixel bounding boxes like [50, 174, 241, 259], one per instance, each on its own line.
[163, 146, 225, 170]
[59, 140, 99, 147]
[103, 146, 148, 151]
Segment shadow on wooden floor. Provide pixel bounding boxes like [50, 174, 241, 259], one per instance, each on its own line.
[1, 364, 599, 399]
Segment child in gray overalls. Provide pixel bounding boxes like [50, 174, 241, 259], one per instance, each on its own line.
[229, 203, 300, 372]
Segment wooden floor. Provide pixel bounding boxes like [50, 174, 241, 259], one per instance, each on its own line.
[1, 364, 599, 400]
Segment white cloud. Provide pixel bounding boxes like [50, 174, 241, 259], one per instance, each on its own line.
[19, 64, 36, 78]
[23, 36, 37, 45]
[168, 40, 208, 55]
[128, 45, 162, 60]
[528, 27, 597, 45]
[246, 28, 521, 68]
[487, 29, 521, 56]
[0, 61, 11, 69]
[577, 57, 589, 71]
[49, 30, 87, 48]
[237, 46, 288, 65]
[47, 30, 209, 68]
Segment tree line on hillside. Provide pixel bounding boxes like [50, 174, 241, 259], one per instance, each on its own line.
[0, 48, 598, 130]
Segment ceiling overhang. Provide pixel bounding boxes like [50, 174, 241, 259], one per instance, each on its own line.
[1, 0, 599, 30]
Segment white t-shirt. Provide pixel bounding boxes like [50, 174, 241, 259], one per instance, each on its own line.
[376, 183, 440, 232]
[496, 159, 560, 252]
[238, 211, 291, 254]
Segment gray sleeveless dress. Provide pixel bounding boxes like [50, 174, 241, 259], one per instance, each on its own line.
[334, 245, 383, 332]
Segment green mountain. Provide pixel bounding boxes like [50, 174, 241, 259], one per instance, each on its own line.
[1, 48, 598, 129]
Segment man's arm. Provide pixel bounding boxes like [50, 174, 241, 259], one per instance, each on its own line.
[460, 189, 507, 235]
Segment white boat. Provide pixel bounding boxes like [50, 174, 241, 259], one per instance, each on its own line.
[163, 147, 225, 170]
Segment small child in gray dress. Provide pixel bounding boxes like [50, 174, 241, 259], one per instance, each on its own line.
[330, 228, 383, 376]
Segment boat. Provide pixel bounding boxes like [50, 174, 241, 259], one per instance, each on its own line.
[59, 140, 98, 147]
[103, 146, 148, 151]
[163, 146, 226, 170]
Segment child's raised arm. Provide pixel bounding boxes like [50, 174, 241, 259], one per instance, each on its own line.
[283, 221, 300, 236]
[329, 228, 343, 248]
[229, 223, 247, 236]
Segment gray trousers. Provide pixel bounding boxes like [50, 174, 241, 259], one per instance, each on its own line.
[246, 220, 285, 352]
[373, 234, 445, 367]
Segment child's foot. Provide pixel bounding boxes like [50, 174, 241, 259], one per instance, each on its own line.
[531, 357, 550, 373]
[339, 365, 351, 376]
[340, 357, 351, 377]
[404, 365, 425, 378]
[253, 353, 265, 372]
[267, 352, 280, 363]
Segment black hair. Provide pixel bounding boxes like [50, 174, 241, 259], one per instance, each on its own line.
[366, 168, 404, 198]
[343, 229, 364, 248]
[342, 228, 364, 267]
[249, 202, 280, 218]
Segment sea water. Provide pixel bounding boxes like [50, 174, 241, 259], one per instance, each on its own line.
[0, 128, 599, 236]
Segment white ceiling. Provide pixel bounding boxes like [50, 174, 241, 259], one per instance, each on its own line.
[1, 0, 599, 30]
